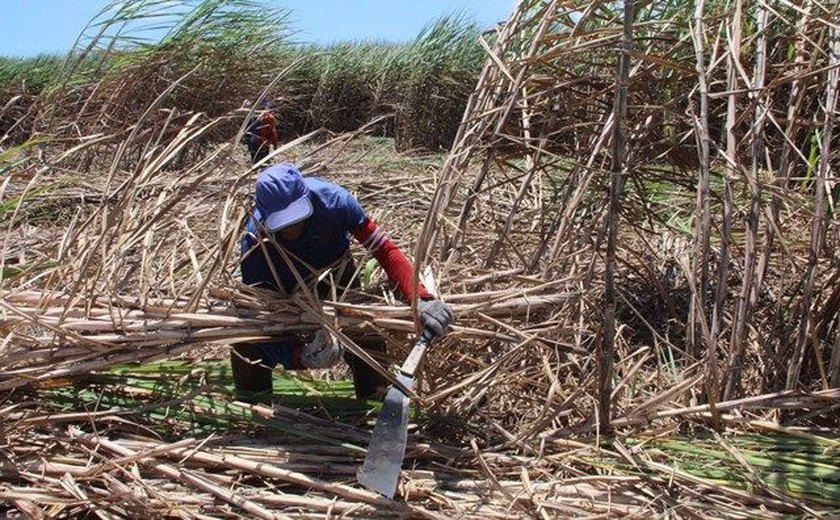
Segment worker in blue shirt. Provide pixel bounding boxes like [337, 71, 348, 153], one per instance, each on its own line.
[234, 163, 454, 402]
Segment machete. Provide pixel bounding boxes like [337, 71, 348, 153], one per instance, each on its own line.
[357, 333, 432, 498]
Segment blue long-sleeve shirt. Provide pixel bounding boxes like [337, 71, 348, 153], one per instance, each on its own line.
[241, 177, 367, 294]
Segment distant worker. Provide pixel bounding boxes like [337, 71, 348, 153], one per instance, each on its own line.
[233, 163, 454, 402]
[243, 99, 280, 165]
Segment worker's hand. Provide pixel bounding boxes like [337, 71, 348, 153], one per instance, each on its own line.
[301, 330, 344, 369]
[418, 299, 454, 340]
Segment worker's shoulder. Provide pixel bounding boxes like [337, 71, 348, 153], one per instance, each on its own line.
[305, 177, 354, 201]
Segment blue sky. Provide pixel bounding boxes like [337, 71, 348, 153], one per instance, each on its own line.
[0, 0, 515, 57]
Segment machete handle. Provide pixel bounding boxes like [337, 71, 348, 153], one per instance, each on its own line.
[399, 333, 432, 378]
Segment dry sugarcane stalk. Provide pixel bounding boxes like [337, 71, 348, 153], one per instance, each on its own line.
[688, 0, 713, 369]
[822, 24, 840, 388]
[711, 0, 743, 408]
[724, 2, 769, 400]
[787, 17, 837, 390]
[599, 0, 634, 434]
[70, 429, 290, 520]
[144, 444, 410, 510]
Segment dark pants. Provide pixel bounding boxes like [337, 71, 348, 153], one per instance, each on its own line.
[231, 333, 387, 402]
[232, 257, 389, 402]
[248, 142, 271, 165]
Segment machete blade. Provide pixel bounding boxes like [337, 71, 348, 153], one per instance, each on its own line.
[356, 373, 414, 498]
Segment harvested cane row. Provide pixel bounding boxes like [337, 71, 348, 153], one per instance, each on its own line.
[4, 378, 839, 517]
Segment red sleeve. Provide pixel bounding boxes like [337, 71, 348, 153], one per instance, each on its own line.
[265, 113, 280, 145]
[351, 218, 432, 301]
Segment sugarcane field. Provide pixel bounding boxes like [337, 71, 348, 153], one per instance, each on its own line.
[1, 0, 839, 518]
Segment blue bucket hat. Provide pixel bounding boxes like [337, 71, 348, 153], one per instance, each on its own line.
[255, 163, 313, 232]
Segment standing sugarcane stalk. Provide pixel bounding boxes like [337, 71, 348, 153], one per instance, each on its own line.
[824, 24, 840, 388]
[787, 18, 837, 389]
[725, 3, 769, 400]
[689, 0, 713, 381]
[793, 22, 839, 389]
[712, 0, 744, 408]
[600, 0, 634, 434]
[754, 4, 810, 392]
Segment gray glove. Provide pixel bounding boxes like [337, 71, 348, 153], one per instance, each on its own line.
[418, 299, 454, 339]
[301, 330, 344, 369]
